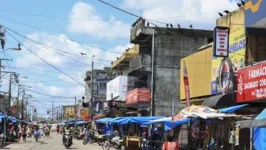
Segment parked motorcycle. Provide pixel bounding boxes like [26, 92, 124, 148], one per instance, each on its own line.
[64, 133, 72, 149]
[83, 132, 105, 146]
[0, 133, 6, 148]
[102, 134, 122, 150]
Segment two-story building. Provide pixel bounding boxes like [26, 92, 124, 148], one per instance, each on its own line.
[112, 19, 213, 116]
[83, 67, 116, 120]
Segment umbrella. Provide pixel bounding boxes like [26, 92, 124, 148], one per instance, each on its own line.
[173, 105, 217, 122]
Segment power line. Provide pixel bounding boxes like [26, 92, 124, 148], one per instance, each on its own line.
[23, 88, 75, 99]
[97, 0, 139, 18]
[5, 28, 85, 87]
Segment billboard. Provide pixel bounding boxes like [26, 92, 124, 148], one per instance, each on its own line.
[126, 88, 150, 104]
[237, 61, 266, 103]
[212, 28, 246, 94]
[213, 26, 229, 57]
[245, 0, 266, 27]
[180, 45, 213, 100]
[65, 106, 75, 117]
[106, 76, 128, 101]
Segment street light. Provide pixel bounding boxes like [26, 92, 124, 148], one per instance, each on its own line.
[1, 43, 21, 53]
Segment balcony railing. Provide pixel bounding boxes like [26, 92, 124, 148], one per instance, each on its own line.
[128, 54, 151, 73]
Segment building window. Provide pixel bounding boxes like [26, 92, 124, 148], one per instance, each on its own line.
[100, 83, 106, 89]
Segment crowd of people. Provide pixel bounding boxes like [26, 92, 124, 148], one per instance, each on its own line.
[3, 122, 53, 142]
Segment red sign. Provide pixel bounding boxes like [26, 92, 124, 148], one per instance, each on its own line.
[237, 61, 266, 102]
[183, 61, 190, 107]
[126, 88, 150, 104]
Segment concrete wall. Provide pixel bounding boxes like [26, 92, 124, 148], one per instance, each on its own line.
[153, 33, 210, 116]
[216, 8, 245, 33]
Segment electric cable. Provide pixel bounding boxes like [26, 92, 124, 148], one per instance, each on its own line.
[23, 87, 75, 99]
[5, 29, 85, 87]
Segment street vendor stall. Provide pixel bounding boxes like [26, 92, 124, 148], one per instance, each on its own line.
[237, 108, 266, 150]
[105, 116, 163, 150]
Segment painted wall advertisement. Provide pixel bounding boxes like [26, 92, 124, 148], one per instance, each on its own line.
[106, 76, 128, 101]
[126, 88, 150, 104]
[65, 106, 75, 117]
[212, 28, 246, 94]
[237, 61, 266, 103]
[245, 0, 265, 27]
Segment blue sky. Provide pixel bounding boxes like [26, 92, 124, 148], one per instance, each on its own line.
[0, 0, 240, 118]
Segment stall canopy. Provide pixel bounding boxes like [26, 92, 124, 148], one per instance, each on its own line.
[95, 118, 113, 124]
[144, 105, 247, 131]
[109, 117, 163, 125]
[253, 109, 266, 150]
[75, 120, 88, 125]
[7, 116, 17, 123]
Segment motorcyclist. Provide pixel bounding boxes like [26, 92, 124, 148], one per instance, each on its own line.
[62, 125, 72, 144]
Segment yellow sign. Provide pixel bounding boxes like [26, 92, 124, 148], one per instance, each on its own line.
[65, 106, 75, 117]
[211, 28, 246, 94]
[245, 0, 263, 13]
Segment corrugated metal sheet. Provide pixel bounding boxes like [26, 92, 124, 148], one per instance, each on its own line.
[180, 46, 212, 100]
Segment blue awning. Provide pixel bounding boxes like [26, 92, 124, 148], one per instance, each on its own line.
[95, 118, 113, 124]
[253, 109, 266, 150]
[7, 116, 17, 123]
[218, 104, 248, 113]
[110, 117, 164, 125]
[75, 121, 89, 125]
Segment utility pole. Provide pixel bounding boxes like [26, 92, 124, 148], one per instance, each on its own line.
[150, 29, 156, 116]
[90, 55, 94, 121]
[0, 58, 12, 87]
[74, 97, 77, 122]
[8, 73, 12, 116]
[21, 90, 25, 120]
[52, 101, 54, 123]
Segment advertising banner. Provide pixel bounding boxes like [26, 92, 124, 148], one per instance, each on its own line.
[106, 76, 128, 101]
[245, 0, 265, 27]
[237, 61, 266, 102]
[80, 109, 89, 119]
[65, 106, 75, 117]
[183, 61, 191, 107]
[213, 26, 229, 57]
[212, 28, 246, 94]
[126, 88, 151, 104]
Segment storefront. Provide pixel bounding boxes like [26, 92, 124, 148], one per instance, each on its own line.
[236, 61, 266, 112]
[104, 100, 137, 117]
[126, 88, 150, 116]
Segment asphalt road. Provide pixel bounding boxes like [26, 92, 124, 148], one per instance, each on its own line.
[5, 132, 106, 150]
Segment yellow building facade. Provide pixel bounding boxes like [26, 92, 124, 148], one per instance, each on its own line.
[180, 8, 246, 101]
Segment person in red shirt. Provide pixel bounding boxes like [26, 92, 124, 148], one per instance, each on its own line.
[162, 135, 178, 150]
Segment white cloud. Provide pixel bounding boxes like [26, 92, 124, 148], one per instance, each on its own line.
[123, 0, 238, 29]
[67, 1, 131, 38]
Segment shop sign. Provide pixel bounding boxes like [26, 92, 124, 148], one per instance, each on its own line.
[109, 101, 127, 109]
[245, 0, 265, 27]
[213, 26, 229, 57]
[126, 88, 150, 105]
[106, 76, 128, 101]
[218, 58, 235, 94]
[212, 28, 246, 94]
[237, 61, 266, 102]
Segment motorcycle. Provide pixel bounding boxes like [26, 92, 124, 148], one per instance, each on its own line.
[33, 131, 41, 142]
[64, 133, 72, 149]
[83, 132, 105, 146]
[102, 134, 122, 150]
[0, 133, 6, 148]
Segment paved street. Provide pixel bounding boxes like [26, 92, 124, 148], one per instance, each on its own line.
[5, 132, 106, 150]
